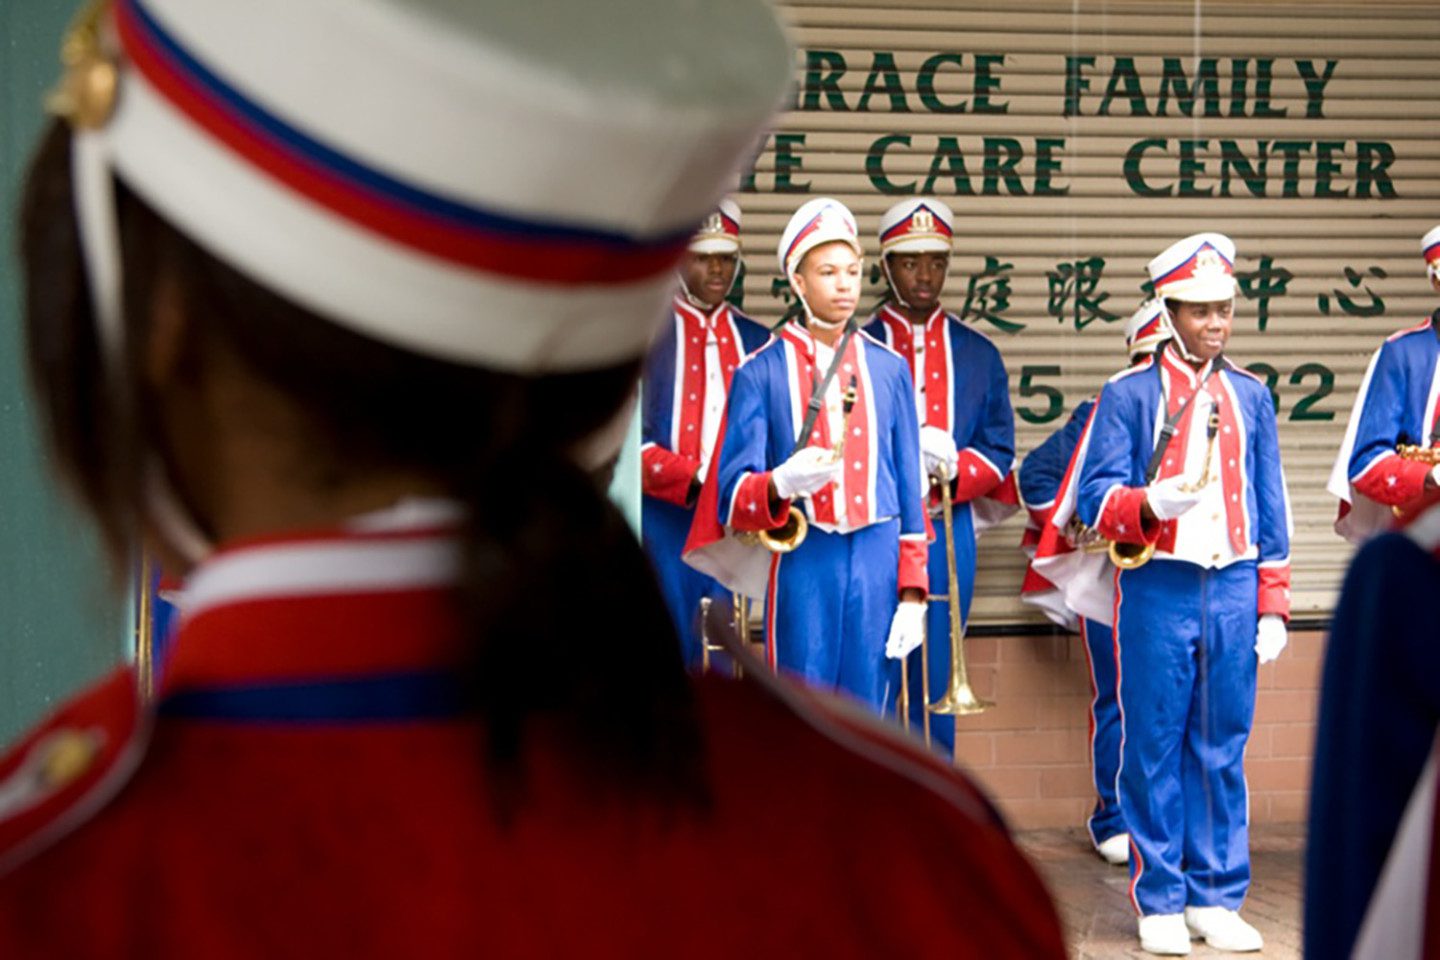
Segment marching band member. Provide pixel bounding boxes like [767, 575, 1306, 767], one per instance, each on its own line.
[1328, 224, 1440, 542]
[686, 198, 930, 713]
[641, 201, 769, 666]
[863, 197, 1017, 753]
[1037, 234, 1291, 955]
[1306, 499, 1440, 959]
[1018, 299, 1172, 868]
[0, 1, 1068, 954]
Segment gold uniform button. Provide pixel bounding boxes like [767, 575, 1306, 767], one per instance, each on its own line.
[38, 729, 100, 790]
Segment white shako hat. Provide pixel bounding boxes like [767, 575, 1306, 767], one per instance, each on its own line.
[688, 199, 742, 256]
[1125, 298, 1172, 358]
[50, 0, 790, 373]
[776, 197, 863, 278]
[1147, 232, 1238, 304]
[878, 198, 955, 256]
[1422, 225, 1440, 282]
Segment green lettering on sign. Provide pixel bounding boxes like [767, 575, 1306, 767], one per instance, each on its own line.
[1252, 59, 1287, 118]
[982, 138, 1026, 195]
[1296, 60, 1339, 119]
[1356, 142, 1398, 198]
[973, 54, 1008, 114]
[857, 51, 909, 113]
[921, 137, 976, 196]
[1099, 57, 1148, 116]
[1063, 56, 1095, 117]
[1314, 141, 1349, 198]
[1219, 141, 1267, 198]
[774, 133, 810, 193]
[1033, 138, 1068, 196]
[917, 53, 966, 113]
[1124, 139, 1171, 197]
[1177, 140, 1213, 197]
[801, 50, 847, 112]
[1157, 58, 1221, 117]
[866, 134, 916, 195]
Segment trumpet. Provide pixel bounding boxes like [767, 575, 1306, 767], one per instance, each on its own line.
[1397, 443, 1440, 465]
[744, 378, 858, 554]
[1390, 443, 1440, 518]
[1064, 517, 1155, 570]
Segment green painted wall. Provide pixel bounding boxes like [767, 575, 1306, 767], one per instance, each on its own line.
[0, 3, 126, 742]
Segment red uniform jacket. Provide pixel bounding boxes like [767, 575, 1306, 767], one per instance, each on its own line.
[0, 522, 1064, 958]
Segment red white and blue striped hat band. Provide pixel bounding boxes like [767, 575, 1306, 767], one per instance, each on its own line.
[57, 0, 790, 372]
[776, 197, 863, 277]
[688, 199, 742, 255]
[1124, 298, 1172, 358]
[1422, 225, 1440, 279]
[878, 198, 954, 255]
[1147, 232, 1238, 304]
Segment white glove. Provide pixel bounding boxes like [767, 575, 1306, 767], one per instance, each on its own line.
[1255, 613, 1288, 664]
[772, 446, 842, 499]
[885, 601, 927, 660]
[1429, 462, 1440, 488]
[920, 426, 959, 482]
[1145, 474, 1205, 521]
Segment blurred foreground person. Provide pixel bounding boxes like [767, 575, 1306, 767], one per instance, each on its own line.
[1306, 495, 1440, 959]
[0, 0, 1065, 956]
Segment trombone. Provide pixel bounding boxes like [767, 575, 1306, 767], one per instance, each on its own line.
[698, 594, 757, 678]
[925, 472, 990, 719]
[898, 469, 990, 744]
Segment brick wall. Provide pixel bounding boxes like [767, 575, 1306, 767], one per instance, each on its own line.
[948, 629, 1326, 831]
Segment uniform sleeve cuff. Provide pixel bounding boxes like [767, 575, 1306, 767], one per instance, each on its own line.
[950, 449, 1005, 503]
[1258, 564, 1292, 620]
[899, 535, 929, 594]
[640, 447, 701, 506]
[1096, 486, 1159, 544]
[1353, 453, 1432, 507]
[727, 472, 790, 531]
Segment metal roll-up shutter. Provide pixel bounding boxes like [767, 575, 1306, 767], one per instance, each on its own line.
[731, 0, 1438, 627]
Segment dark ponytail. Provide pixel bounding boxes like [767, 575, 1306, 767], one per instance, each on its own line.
[19, 121, 708, 810]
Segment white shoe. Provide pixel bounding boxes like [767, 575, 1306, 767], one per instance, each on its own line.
[1184, 906, 1264, 952]
[1095, 833, 1130, 865]
[1138, 914, 1192, 955]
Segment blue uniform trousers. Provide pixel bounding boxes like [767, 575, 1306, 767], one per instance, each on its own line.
[769, 519, 900, 713]
[1116, 558, 1257, 916]
[1081, 616, 1125, 845]
[904, 503, 976, 754]
[642, 497, 729, 670]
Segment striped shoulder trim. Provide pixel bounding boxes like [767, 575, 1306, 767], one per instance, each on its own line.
[0, 669, 149, 879]
[944, 310, 998, 347]
[1387, 318, 1436, 343]
[858, 329, 906, 363]
[1106, 356, 1155, 384]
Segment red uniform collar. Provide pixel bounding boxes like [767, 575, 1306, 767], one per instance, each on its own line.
[161, 517, 467, 703]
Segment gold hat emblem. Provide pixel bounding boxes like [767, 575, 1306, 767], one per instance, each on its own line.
[1193, 247, 1226, 277]
[911, 208, 936, 234]
[45, 0, 118, 130]
[700, 213, 725, 235]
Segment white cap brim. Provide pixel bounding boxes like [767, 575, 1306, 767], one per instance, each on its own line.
[688, 238, 740, 255]
[883, 237, 950, 256]
[1159, 275, 1237, 304]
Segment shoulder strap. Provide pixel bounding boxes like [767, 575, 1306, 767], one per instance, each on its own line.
[1142, 345, 1225, 484]
[793, 320, 859, 455]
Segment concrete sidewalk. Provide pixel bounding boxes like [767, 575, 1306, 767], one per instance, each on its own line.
[1020, 824, 1304, 958]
